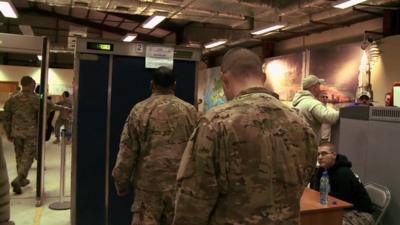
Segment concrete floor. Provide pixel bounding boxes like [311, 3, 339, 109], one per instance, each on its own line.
[3, 136, 71, 225]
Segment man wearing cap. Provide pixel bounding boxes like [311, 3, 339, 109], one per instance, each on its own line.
[292, 75, 339, 142]
[354, 91, 373, 106]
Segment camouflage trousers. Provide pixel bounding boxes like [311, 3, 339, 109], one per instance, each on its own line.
[343, 210, 374, 225]
[13, 137, 37, 180]
[131, 189, 175, 225]
[55, 118, 72, 138]
[0, 138, 11, 224]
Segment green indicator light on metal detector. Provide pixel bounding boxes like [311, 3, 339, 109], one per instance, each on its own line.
[98, 44, 111, 51]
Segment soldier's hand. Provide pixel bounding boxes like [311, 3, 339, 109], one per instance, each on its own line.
[117, 189, 129, 197]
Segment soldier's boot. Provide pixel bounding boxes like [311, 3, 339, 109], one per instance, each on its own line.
[20, 178, 30, 187]
[53, 137, 60, 144]
[11, 177, 22, 195]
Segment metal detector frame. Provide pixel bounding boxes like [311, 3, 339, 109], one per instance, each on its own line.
[73, 38, 201, 225]
[0, 33, 50, 206]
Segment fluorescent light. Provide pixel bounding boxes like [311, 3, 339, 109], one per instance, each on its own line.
[122, 33, 137, 42]
[204, 40, 227, 49]
[37, 55, 42, 61]
[333, 0, 367, 9]
[251, 24, 286, 35]
[19, 25, 34, 35]
[142, 12, 168, 29]
[0, 0, 18, 18]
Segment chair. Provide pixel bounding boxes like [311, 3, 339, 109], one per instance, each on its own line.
[364, 182, 391, 225]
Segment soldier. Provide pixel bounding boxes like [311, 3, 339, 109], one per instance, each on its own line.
[3, 76, 69, 194]
[53, 91, 73, 144]
[173, 48, 317, 225]
[3, 76, 39, 194]
[112, 67, 198, 225]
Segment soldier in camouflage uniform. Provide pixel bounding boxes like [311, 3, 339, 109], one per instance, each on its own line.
[53, 91, 73, 144]
[173, 48, 317, 225]
[3, 76, 69, 194]
[112, 67, 198, 225]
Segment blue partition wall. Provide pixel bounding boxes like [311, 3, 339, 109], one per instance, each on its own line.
[75, 54, 196, 225]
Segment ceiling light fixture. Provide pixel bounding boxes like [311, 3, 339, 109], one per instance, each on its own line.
[19, 25, 34, 35]
[204, 39, 227, 49]
[0, 0, 18, 18]
[122, 33, 137, 42]
[251, 23, 286, 35]
[142, 11, 168, 29]
[333, 0, 367, 9]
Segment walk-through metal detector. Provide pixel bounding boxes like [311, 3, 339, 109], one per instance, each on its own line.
[0, 33, 50, 206]
[73, 38, 201, 225]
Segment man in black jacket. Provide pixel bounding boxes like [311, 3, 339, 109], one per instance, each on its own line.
[310, 142, 374, 225]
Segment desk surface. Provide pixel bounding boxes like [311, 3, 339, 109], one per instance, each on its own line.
[301, 188, 353, 214]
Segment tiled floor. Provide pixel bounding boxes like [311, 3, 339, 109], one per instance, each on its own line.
[3, 136, 71, 225]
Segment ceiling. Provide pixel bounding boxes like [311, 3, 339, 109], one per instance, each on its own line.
[0, 0, 399, 68]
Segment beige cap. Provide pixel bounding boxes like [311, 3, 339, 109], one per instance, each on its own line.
[358, 90, 371, 99]
[303, 75, 324, 90]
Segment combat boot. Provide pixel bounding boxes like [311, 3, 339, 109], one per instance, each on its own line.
[20, 178, 30, 187]
[11, 179, 22, 195]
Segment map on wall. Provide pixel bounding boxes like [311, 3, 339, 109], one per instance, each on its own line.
[197, 67, 227, 112]
[263, 52, 304, 101]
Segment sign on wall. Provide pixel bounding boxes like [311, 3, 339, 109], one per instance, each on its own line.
[145, 45, 174, 69]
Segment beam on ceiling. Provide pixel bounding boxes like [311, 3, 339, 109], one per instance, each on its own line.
[310, 20, 349, 28]
[107, 12, 181, 33]
[358, 3, 400, 10]
[18, 7, 163, 43]
[353, 7, 384, 16]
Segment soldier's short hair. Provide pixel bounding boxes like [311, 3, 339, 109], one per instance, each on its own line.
[319, 142, 337, 152]
[20, 76, 35, 87]
[152, 66, 175, 88]
[221, 48, 264, 79]
[63, 91, 70, 97]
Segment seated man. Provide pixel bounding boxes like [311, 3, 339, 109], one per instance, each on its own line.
[310, 142, 374, 225]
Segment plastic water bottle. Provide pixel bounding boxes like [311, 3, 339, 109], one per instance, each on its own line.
[320, 170, 330, 205]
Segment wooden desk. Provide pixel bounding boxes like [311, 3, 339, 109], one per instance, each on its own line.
[300, 188, 353, 225]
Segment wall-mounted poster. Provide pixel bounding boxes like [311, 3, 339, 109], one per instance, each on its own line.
[263, 52, 304, 101]
[197, 67, 226, 112]
[309, 43, 363, 104]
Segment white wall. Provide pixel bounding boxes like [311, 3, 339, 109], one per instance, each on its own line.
[371, 35, 400, 106]
[0, 65, 73, 95]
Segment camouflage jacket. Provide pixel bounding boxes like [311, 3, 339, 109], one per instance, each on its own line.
[173, 87, 317, 225]
[3, 91, 40, 138]
[112, 91, 198, 193]
[56, 98, 73, 121]
[3, 91, 68, 139]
